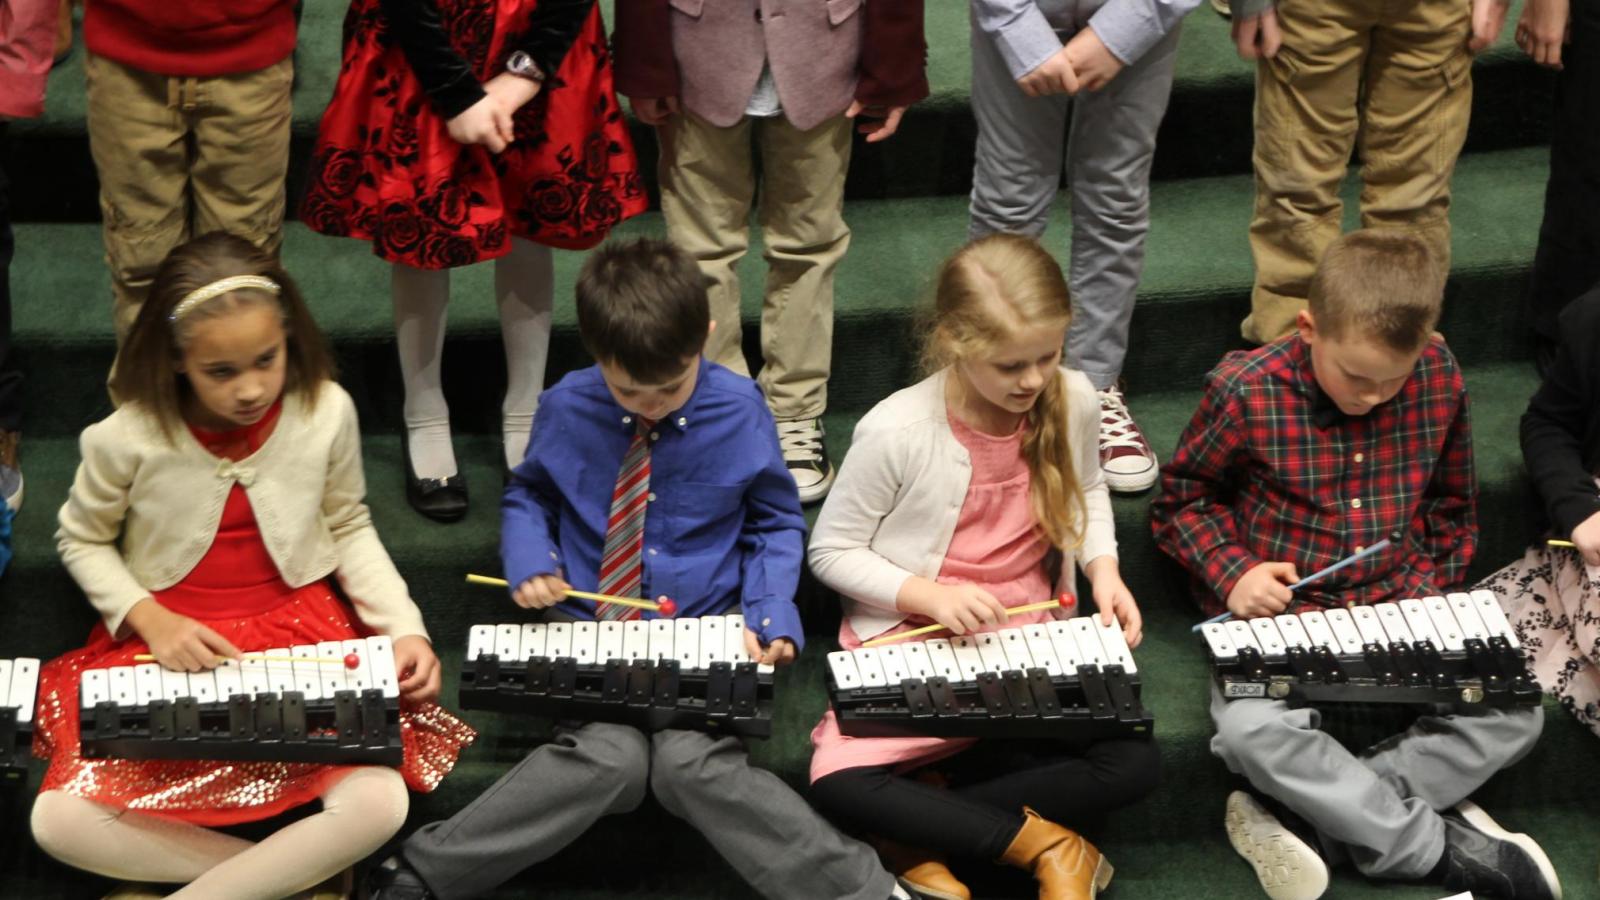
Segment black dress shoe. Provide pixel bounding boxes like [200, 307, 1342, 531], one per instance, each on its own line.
[366, 857, 434, 900]
[401, 433, 467, 523]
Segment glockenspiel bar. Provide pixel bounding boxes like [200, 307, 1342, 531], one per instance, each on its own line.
[998, 628, 1035, 672]
[80, 669, 108, 708]
[879, 645, 910, 682]
[366, 636, 400, 699]
[1249, 617, 1288, 659]
[901, 642, 936, 679]
[1273, 615, 1311, 651]
[1399, 599, 1443, 648]
[1224, 619, 1261, 655]
[925, 639, 962, 681]
[291, 644, 323, 699]
[1446, 593, 1491, 642]
[1299, 611, 1338, 653]
[468, 625, 495, 663]
[520, 623, 547, 661]
[1046, 620, 1083, 671]
[4, 657, 38, 724]
[342, 638, 372, 692]
[135, 663, 163, 704]
[975, 633, 1010, 674]
[1094, 616, 1138, 674]
[1201, 623, 1238, 662]
[1374, 602, 1414, 644]
[1422, 597, 1466, 651]
[1022, 625, 1063, 676]
[1350, 606, 1387, 646]
[623, 620, 650, 661]
[494, 624, 520, 660]
[854, 647, 888, 687]
[1470, 589, 1520, 648]
[317, 641, 347, 697]
[259, 647, 294, 696]
[672, 618, 699, 669]
[951, 636, 984, 681]
[827, 651, 862, 689]
[648, 619, 675, 660]
[1323, 609, 1366, 655]
[697, 617, 723, 672]
[1069, 618, 1107, 667]
[545, 622, 573, 659]
[160, 666, 190, 702]
[188, 668, 218, 705]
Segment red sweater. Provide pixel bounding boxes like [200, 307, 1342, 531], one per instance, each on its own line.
[84, 0, 297, 77]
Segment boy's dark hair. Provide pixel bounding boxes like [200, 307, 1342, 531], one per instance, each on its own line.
[575, 238, 710, 383]
[1308, 230, 1444, 353]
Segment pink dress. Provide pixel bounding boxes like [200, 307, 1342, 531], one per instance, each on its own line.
[810, 411, 1058, 781]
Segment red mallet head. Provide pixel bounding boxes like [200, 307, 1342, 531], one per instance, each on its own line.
[344, 653, 361, 670]
[1057, 593, 1076, 609]
[655, 597, 678, 617]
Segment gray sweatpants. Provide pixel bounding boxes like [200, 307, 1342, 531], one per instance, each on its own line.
[1208, 686, 1544, 878]
[967, 2, 1182, 391]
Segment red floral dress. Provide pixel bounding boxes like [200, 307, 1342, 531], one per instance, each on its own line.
[301, 0, 646, 268]
[32, 403, 476, 826]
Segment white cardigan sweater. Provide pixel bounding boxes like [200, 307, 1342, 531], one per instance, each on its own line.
[808, 367, 1118, 642]
[56, 383, 429, 642]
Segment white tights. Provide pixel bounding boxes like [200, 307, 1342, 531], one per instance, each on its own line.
[31, 767, 409, 900]
[392, 237, 554, 478]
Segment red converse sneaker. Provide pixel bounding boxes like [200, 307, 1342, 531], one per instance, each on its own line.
[1096, 387, 1158, 494]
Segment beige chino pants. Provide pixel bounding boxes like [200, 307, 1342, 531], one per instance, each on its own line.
[86, 52, 292, 341]
[1243, 0, 1472, 343]
[658, 111, 851, 422]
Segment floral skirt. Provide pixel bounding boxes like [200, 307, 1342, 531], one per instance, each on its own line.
[302, 0, 646, 267]
[1479, 544, 1600, 735]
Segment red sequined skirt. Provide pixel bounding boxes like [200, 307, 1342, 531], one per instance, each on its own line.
[301, 0, 646, 267]
[33, 583, 476, 827]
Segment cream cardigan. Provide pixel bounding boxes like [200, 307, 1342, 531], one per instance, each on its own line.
[808, 367, 1118, 642]
[56, 383, 429, 642]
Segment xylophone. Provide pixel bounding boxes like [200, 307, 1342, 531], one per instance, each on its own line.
[826, 617, 1154, 740]
[459, 615, 775, 737]
[79, 636, 403, 765]
[0, 658, 39, 783]
[1201, 590, 1541, 710]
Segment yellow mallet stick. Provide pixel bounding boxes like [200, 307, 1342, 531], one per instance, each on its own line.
[861, 595, 1075, 648]
[134, 653, 359, 669]
[1548, 539, 1577, 548]
[465, 574, 675, 615]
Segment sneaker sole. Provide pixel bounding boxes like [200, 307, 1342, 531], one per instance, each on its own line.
[1103, 462, 1158, 494]
[1224, 792, 1329, 900]
[1455, 800, 1563, 900]
[796, 464, 836, 505]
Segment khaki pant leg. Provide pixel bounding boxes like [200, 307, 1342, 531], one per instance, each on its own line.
[189, 57, 293, 261]
[1243, 0, 1375, 344]
[1356, 0, 1473, 279]
[85, 52, 190, 342]
[754, 114, 851, 421]
[658, 112, 756, 377]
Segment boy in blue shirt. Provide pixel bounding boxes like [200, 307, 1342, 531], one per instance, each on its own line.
[370, 238, 916, 900]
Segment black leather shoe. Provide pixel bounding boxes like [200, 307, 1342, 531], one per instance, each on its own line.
[401, 433, 467, 523]
[1437, 801, 1560, 900]
[366, 857, 434, 900]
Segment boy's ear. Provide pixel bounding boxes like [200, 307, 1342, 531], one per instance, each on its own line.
[1295, 309, 1318, 345]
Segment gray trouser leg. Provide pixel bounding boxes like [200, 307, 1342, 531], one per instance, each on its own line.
[1360, 705, 1544, 810]
[649, 729, 895, 900]
[403, 722, 650, 900]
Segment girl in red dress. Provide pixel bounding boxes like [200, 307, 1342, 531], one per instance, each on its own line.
[31, 233, 475, 899]
[303, 0, 646, 522]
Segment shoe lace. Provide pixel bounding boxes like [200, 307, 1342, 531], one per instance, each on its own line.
[776, 419, 824, 463]
[1096, 389, 1146, 450]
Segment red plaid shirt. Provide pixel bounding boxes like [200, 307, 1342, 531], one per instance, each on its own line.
[1151, 335, 1477, 617]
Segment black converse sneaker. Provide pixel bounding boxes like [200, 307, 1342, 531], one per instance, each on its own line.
[776, 417, 835, 504]
[1224, 790, 1329, 900]
[1437, 801, 1561, 900]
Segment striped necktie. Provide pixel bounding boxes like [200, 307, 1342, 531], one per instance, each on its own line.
[596, 418, 654, 620]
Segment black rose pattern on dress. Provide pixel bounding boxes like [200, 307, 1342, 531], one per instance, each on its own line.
[1479, 547, 1600, 734]
[314, 149, 364, 199]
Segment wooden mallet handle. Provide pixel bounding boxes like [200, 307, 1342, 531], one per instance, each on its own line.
[860, 594, 1074, 648]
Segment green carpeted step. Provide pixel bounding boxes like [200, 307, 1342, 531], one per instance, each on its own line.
[3, 0, 1555, 220]
[12, 145, 1552, 440]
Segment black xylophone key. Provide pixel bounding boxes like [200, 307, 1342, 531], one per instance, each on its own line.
[1389, 643, 1427, 687]
[1102, 665, 1144, 726]
[976, 672, 1013, 718]
[1363, 644, 1398, 686]
[334, 691, 361, 747]
[1077, 665, 1114, 721]
[550, 658, 578, 699]
[1002, 670, 1036, 717]
[474, 653, 501, 690]
[361, 689, 388, 747]
[730, 662, 759, 718]
[1416, 640, 1452, 689]
[1491, 637, 1541, 705]
[626, 660, 654, 707]
[228, 694, 254, 740]
[602, 660, 629, 704]
[282, 692, 307, 742]
[1027, 669, 1062, 718]
[0, 707, 15, 754]
[653, 659, 681, 709]
[705, 661, 733, 717]
[925, 677, 961, 719]
[1237, 647, 1267, 681]
[1464, 639, 1509, 702]
[149, 699, 176, 741]
[257, 694, 283, 741]
[901, 679, 935, 719]
[523, 657, 552, 695]
[1286, 646, 1320, 683]
[174, 697, 201, 741]
[93, 700, 120, 741]
[1312, 646, 1345, 683]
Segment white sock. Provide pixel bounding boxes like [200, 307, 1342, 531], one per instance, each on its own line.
[392, 262, 458, 481]
[496, 238, 554, 470]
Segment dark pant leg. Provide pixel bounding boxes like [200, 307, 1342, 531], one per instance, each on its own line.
[810, 764, 1026, 861]
[943, 736, 1162, 838]
[0, 123, 21, 433]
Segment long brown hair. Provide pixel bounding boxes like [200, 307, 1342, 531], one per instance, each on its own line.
[113, 232, 335, 443]
[922, 234, 1086, 551]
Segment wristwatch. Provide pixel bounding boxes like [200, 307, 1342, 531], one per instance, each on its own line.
[506, 51, 546, 82]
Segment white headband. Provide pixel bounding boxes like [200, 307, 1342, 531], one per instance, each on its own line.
[170, 275, 281, 325]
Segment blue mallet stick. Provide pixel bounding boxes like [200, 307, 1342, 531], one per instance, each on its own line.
[1189, 537, 1394, 633]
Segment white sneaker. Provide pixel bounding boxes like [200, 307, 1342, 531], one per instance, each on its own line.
[776, 418, 835, 504]
[1224, 791, 1330, 900]
[1096, 387, 1159, 493]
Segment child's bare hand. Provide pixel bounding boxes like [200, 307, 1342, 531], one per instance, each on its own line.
[1469, 0, 1513, 52]
[1090, 570, 1143, 648]
[392, 635, 442, 703]
[1515, 0, 1570, 67]
[513, 574, 571, 609]
[1232, 8, 1283, 60]
[1226, 562, 1299, 620]
[1569, 511, 1600, 567]
[845, 101, 908, 142]
[484, 72, 541, 118]
[923, 583, 1009, 635]
[447, 93, 514, 153]
[1063, 27, 1125, 91]
[628, 95, 680, 126]
[1017, 46, 1080, 96]
[742, 628, 797, 668]
[126, 598, 241, 672]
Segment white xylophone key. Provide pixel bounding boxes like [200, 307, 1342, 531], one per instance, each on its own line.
[1022, 624, 1064, 676]
[9, 658, 37, 723]
[1422, 596, 1466, 652]
[951, 636, 985, 681]
[342, 639, 372, 693]
[1350, 606, 1388, 646]
[467, 625, 495, 662]
[998, 628, 1035, 671]
[1249, 617, 1289, 659]
[1447, 593, 1491, 642]
[975, 633, 1011, 673]
[1224, 619, 1263, 654]
[648, 619, 675, 661]
[264, 648, 296, 695]
[1069, 618, 1109, 668]
[139, 663, 171, 703]
[852, 648, 889, 687]
[520, 623, 548, 661]
[545, 622, 573, 660]
[1201, 623, 1239, 662]
[161, 665, 191, 701]
[1374, 603, 1414, 644]
[1399, 599, 1444, 648]
[292, 644, 324, 700]
[623, 620, 651, 661]
[1273, 615, 1311, 651]
[367, 636, 400, 699]
[318, 641, 348, 695]
[925, 639, 963, 682]
[698, 617, 724, 671]
[1323, 609, 1367, 656]
[107, 665, 135, 706]
[214, 658, 246, 701]
[1094, 616, 1137, 674]
[722, 615, 751, 664]
[1298, 611, 1339, 653]
[80, 668, 108, 709]
[188, 669, 220, 705]
[673, 618, 700, 671]
[901, 642, 936, 679]
[570, 622, 599, 666]
[495, 624, 522, 661]
[827, 651, 863, 689]
[1046, 621, 1084, 671]
[879, 645, 911, 682]
[598, 621, 626, 664]
[1470, 589, 1520, 648]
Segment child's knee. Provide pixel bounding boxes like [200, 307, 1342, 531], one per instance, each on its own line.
[1105, 737, 1163, 803]
[646, 730, 724, 806]
[326, 767, 411, 846]
[577, 723, 651, 807]
[1211, 699, 1310, 764]
[31, 790, 104, 863]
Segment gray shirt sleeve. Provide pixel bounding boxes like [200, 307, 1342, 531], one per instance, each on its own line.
[972, 0, 1066, 80]
[1089, 0, 1207, 64]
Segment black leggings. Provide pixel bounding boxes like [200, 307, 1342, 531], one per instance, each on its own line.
[809, 736, 1160, 861]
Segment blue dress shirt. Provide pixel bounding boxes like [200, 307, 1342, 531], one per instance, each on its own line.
[502, 359, 807, 648]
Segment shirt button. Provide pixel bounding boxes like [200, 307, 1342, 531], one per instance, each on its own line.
[677, 417, 687, 427]
[1350, 498, 1362, 509]
[650, 431, 660, 441]
[647, 492, 657, 502]
[761, 617, 771, 627]
[1355, 546, 1365, 554]
[648, 548, 657, 556]
[1353, 453, 1365, 463]
[622, 415, 632, 424]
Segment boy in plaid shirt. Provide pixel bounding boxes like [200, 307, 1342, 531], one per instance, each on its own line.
[1153, 230, 1556, 900]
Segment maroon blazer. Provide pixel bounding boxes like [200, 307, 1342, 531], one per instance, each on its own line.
[613, 0, 928, 131]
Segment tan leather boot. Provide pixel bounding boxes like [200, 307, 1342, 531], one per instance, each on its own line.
[54, 0, 73, 63]
[875, 838, 972, 900]
[998, 808, 1114, 900]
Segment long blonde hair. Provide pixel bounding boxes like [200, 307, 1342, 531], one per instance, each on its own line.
[923, 234, 1085, 551]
